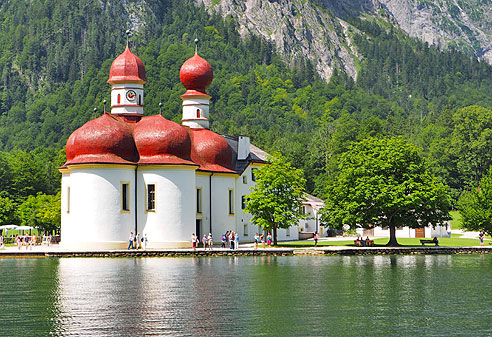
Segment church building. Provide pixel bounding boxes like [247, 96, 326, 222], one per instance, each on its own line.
[59, 43, 283, 249]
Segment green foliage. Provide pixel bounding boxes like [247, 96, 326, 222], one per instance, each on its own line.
[1, 0, 492, 210]
[245, 153, 306, 244]
[457, 167, 492, 235]
[17, 192, 61, 233]
[323, 137, 451, 245]
[0, 196, 18, 226]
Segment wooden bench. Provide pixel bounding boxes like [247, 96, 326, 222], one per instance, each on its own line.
[420, 239, 438, 246]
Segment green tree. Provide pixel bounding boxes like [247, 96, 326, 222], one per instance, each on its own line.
[17, 192, 61, 234]
[0, 195, 18, 226]
[323, 137, 451, 246]
[458, 167, 492, 235]
[245, 153, 306, 245]
[451, 105, 492, 188]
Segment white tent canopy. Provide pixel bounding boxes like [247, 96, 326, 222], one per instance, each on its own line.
[0, 225, 19, 230]
[16, 226, 34, 231]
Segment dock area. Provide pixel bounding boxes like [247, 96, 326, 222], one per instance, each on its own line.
[1, 245, 492, 257]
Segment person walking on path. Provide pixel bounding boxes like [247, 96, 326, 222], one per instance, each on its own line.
[135, 233, 141, 249]
[235, 232, 239, 250]
[479, 230, 485, 246]
[254, 233, 259, 249]
[192, 233, 197, 250]
[314, 232, 319, 247]
[0, 234, 3, 249]
[207, 233, 213, 250]
[260, 233, 265, 248]
[128, 232, 134, 250]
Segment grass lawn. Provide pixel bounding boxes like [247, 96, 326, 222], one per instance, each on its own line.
[278, 237, 490, 247]
[450, 210, 463, 230]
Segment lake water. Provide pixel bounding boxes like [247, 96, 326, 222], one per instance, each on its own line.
[1, 255, 492, 336]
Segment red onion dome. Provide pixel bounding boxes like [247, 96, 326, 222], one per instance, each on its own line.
[107, 44, 147, 84]
[133, 115, 195, 165]
[65, 114, 138, 165]
[180, 53, 213, 93]
[190, 129, 235, 173]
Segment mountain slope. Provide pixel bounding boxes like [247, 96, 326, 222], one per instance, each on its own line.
[199, 0, 492, 81]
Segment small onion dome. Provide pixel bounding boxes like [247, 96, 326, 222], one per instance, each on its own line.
[190, 129, 235, 173]
[133, 115, 196, 166]
[65, 114, 138, 165]
[179, 53, 213, 93]
[107, 44, 147, 84]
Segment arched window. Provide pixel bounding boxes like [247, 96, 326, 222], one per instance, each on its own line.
[117, 94, 121, 104]
[197, 109, 201, 118]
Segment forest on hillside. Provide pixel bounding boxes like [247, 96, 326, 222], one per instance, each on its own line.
[1, 0, 492, 227]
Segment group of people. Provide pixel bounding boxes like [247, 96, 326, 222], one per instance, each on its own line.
[252, 232, 273, 249]
[191, 231, 277, 250]
[191, 233, 214, 250]
[221, 231, 240, 249]
[354, 235, 373, 247]
[0, 233, 54, 250]
[128, 232, 148, 250]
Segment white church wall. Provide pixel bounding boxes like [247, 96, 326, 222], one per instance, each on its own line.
[138, 167, 196, 248]
[209, 174, 237, 240]
[60, 166, 135, 249]
[195, 173, 211, 239]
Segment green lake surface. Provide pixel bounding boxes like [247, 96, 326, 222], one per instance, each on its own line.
[1, 255, 491, 336]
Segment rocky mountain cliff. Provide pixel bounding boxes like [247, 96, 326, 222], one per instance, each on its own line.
[196, 0, 492, 81]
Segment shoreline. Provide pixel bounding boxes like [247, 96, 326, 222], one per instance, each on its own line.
[1, 245, 492, 257]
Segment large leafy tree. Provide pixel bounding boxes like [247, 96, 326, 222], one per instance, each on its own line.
[245, 153, 306, 245]
[0, 196, 18, 226]
[18, 192, 61, 234]
[458, 167, 492, 235]
[323, 137, 451, 246]
[450, 105, 492, 189]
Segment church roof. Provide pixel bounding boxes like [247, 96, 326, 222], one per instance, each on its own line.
[107, 44, 147, 84]
[179, 52, 213, 94]
[223, 135, 267, 174]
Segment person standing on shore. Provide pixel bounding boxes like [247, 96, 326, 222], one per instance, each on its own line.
[143, 233, 148, 250]
[128, 232, 134, 250]
[314, 232, 319, 248]
[0, 234, 3, 249]
[208, 233, 213, 250]
[202, 234, 207, 250]
[254, 233, 259, 249]
[260, 233, 265, 248]
[192, 233, 197, 250]
[235, 232, 239, 250]
[266, 233, 272, 248]
[479, 230, 485, 246]
[221, 233, 226, 248]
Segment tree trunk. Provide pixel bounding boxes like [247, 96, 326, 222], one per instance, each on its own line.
[273, 223, 278, 246]
[386, 225, 400, 246]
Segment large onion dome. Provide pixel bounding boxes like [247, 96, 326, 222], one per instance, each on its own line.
[65, 114, 138, 165]
[190, 129, 234, 173]
[179, 53, 213, 93]
[107, 44, 147, 84]
[133, 115, 196, 166]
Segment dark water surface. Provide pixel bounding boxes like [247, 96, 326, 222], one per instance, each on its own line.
[1, 255, 492, 336]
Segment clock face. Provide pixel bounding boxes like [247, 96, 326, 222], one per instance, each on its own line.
[126, 90, 136, 102]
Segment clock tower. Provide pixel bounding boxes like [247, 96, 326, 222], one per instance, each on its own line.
[107, 43, 147, 118]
